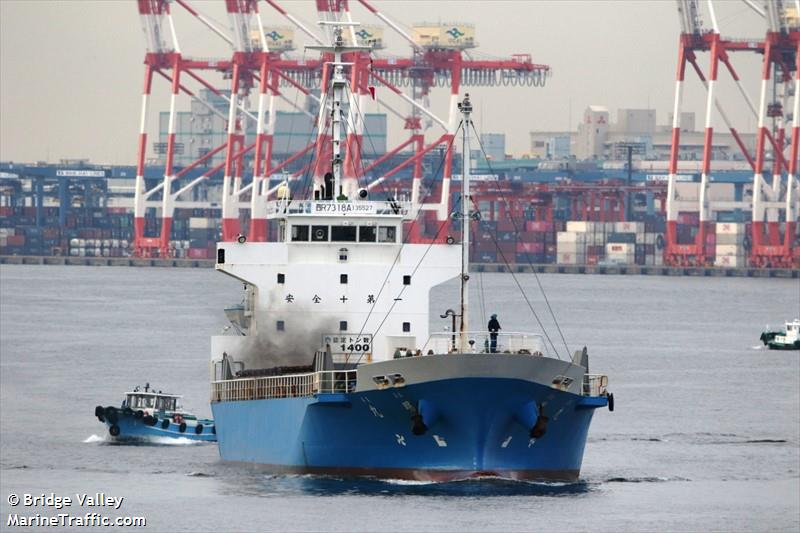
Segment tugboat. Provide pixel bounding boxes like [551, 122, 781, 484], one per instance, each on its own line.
[207, 23, 611, 481]
[760, 319, 800, 350]
[94, 384, 216, 442]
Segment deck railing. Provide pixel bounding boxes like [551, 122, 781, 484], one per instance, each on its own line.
[419, 331, 547, 356]
[210, 370, 357, 403]
[583, 374, 608, 397]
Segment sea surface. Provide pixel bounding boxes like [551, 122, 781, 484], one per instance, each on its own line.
[1, 264, 798, 532]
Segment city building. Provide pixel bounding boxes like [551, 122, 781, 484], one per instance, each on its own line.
[157, 89, 387, 168]
[530, 106, 756, 162]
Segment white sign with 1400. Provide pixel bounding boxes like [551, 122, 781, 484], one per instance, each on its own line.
[323, 335, 372, 354]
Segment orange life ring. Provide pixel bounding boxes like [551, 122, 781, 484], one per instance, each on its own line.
[173, 414, 184, 424]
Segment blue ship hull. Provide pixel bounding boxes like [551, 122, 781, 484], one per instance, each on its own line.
[96, 408, 217, 443]
[212, 376, 606, 481]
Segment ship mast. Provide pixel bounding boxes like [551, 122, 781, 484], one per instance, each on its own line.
[458, 94, 472, 351]
[330, 29, 345, 200]
[308, 22, 371, 201]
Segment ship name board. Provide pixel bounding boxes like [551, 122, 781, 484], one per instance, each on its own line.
[312, 202, 376, 215]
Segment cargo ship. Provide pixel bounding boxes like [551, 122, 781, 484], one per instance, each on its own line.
[208, 32, 611, 481]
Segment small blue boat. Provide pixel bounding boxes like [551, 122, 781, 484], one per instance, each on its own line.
[94, 384, 216, 442]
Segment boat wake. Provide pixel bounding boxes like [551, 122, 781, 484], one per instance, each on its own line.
[604, 476, 689, 483]
[82, 434, 209, 446]
[282, 475, 592, 496]
[592, 432, 790, 445]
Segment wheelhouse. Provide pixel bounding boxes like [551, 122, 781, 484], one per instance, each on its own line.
[124, 392, 181, 412]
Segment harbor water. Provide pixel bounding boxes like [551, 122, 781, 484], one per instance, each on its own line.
[1, 264, 798, 532]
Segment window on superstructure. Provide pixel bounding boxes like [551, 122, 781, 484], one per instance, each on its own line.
[312, 225, 329, 242]
[339, 321, 347, 331]
[402, 322, 411, 332]
[403, 275, 411, 285]
[276, 320, 285, 331]
[358, 226, 377, 242]
[291, 225, 309, 242]
[338, 248, 348, 262]
[340, 274, 348, 284]
[331, 225, 357, 242]
[378, 226, 397, 243]
[277, 273, 285, 284]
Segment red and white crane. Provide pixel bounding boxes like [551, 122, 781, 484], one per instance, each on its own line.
[665, 0, 799, 267]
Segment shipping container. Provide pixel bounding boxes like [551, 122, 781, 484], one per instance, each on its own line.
[605, 253, 634, 265]
[606, 243, 635, 254]
[715, 222, 745, 235]
[517, 241, 544, 254]
[556, 252, 585, 265]
[189, 217, 216, 230]
[515, 253, 546, 264]
[496, 220, 516, 232]
[715, 244, 743, 256]
[715, 233, 744, 245]
[614, 221, 645, 234]
[524, 220, 553, 232]
[566, 221, 603, 233]
[714, 255, 746, 267]
[607, 233, 636, 244]
[187, 248, 210, 259]
[556, 231, 586, 243]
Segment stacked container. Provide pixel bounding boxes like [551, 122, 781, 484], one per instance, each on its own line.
[556, 229, 587, 265]
[714, 222, 746, 267]
[556, 221, 605, 265]
[188, 217, 218, 259]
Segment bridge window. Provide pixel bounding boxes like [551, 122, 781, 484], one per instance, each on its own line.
[359, 226, 377, 242]
[378, 226, 397, 243]
[312, 225, 329, 241]
[331, 225, 357, 242]
[291, 225, 309, 242]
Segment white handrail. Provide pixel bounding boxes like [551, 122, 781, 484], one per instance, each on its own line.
[420, 331, 547, 355]
[210, 370, 357, 402]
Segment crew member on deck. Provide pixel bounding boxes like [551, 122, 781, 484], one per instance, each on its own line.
[488, 313, 501, 353]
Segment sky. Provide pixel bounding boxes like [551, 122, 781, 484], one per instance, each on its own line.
[0, 0, 768, 165]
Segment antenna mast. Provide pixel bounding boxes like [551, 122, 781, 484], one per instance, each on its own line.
[308, 21, 371, 201]
[458, 94, 472, 351]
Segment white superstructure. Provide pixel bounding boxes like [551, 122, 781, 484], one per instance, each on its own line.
[212, 201, 460, 367]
